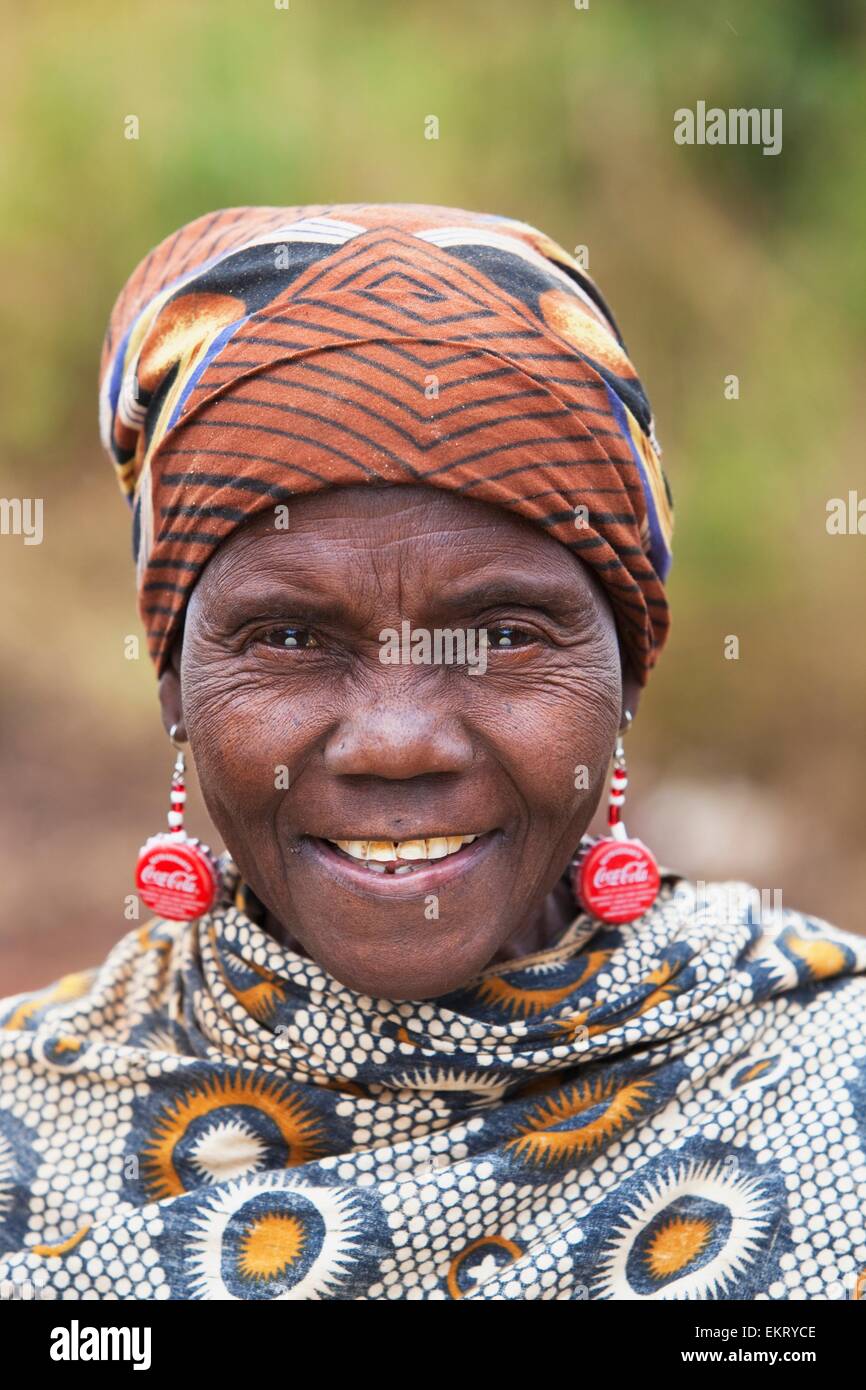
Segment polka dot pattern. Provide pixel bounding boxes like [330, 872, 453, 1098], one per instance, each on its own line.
[1, 875, 865, 1299]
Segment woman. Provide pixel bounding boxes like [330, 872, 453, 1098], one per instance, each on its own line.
[1, 203, 864, 1301]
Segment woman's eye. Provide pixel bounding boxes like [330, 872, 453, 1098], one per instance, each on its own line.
[486, 625, 535, 649]
[260, 627, 320, 650]
[255, 624, 533, 652]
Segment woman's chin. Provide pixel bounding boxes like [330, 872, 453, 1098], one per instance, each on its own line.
[290, 925, 516, 1001]
[266, 831, 521, 997]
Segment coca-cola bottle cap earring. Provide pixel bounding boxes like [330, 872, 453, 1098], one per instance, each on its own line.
[571, 711, 661, 924]
[135, 725, 222, 921]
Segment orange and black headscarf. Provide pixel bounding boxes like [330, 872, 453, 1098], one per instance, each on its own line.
[98, 203, 673, 683]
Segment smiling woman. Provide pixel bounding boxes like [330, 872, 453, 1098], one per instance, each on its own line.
[167, 487, 627, 998]
[1, 203, 865, 1303]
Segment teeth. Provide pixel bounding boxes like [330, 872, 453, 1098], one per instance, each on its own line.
[392, 839, 427, 861]
[367, 840, 397, 862]
[331, 834, 478, 863]
[425, 838, 449, 859]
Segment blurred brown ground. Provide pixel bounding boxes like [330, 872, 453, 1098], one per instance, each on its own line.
[1, 0, 864, 994]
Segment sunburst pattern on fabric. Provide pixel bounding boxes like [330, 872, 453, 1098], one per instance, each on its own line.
[176, 1174, 364, 1300]
[506, 1075, 656, 1167]
[210, 925, 288, 1022]
[31, 1030, 101, 1074]
[781, 929, 853, 984]
[31, 1220, 92, 1258]
[187, 1117, 269, 1184]
[238, 1212, 306, 1279]
[139, 1069, 324, 1199]
[476, 950, 611, 1020]
[127, 1013, 191, 1054]
[446, 1235, 523, 1298]
[134, 1025, 181, 1053]
[136, 923, 175, 955]
[384, 1066, 510, 1097]
[645, 1214, 713, 1277]
[507, 1068, 570, 1103]
[0, 970, 94, 1032]
[594, 1158, 773, 1300]
[715, 1052, 790, 1099]
[554, 958, 682, 1044]
[3, 873, 866, 1300]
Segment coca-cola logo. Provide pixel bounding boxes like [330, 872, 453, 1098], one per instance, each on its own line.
[574, 836, 660, 925]
[139, 859, 198, 894]
[591, 858, 650, 889]
[136, 839, 217, 921]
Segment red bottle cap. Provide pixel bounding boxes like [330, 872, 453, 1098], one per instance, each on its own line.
[136, 834, 219, 921]
[573, 836, 660, 924]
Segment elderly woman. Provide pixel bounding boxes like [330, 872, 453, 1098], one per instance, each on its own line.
[1, 203, 865, 1303]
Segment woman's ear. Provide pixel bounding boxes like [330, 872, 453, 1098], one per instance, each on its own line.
[157, 635, 186, 741]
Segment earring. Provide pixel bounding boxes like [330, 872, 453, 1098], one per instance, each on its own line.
[570, 711, 661, 924]
[135, 726, 221, 921]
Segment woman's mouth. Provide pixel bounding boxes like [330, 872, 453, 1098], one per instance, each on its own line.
[302, 831, 497, 894]
[326, 834, 478, 873]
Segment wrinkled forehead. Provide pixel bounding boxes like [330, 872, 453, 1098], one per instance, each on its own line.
[187, 482, 616, 626]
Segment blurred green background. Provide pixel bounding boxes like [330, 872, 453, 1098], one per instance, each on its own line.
[1, 0, 864, 992]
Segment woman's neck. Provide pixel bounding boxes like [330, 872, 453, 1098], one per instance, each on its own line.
[484, 873, 576, 964]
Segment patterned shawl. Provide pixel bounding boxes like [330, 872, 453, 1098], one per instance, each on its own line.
[2, 861, 865, 1300]
[98, 203, 673, 683]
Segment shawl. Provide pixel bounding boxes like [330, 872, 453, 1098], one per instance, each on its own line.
[2, 860, 865, 1301]
[98, 203, 673, 684]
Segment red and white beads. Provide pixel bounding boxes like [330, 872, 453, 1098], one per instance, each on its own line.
[135, 744, 221, 922]
[572, 728, 661, 925]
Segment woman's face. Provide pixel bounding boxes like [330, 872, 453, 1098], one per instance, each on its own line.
[161, 485, 633, 998]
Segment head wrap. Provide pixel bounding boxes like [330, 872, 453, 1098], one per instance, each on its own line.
[99, 203, 673, 682]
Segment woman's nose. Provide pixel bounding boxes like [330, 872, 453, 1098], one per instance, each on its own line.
[322, 699, 475, 780]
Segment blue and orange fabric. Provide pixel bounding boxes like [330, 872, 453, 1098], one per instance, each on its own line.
[2, 860, 866, 1299]
[98, 204, 674, 683]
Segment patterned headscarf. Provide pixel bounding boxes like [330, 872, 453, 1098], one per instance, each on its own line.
[99, 204, 673, 682]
